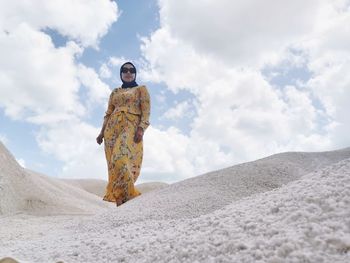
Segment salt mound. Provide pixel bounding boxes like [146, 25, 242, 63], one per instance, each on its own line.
[75, 157, 350, 263]
[0, 149, 350, 263]
[97, 148, 350, 223]
[0, 142, 23, 214]
[61, 179, 168, 198]
[0, 142, 111, 215]
[61, 178, 107, 198]
[0, 148, 349, 262]
[136, 182, 169, 194]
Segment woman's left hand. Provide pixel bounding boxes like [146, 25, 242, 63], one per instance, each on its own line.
[134, 127, 144, 143]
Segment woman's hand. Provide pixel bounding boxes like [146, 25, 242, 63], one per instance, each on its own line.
[134, 127, 144, 143]
[96, 133, 104, 145]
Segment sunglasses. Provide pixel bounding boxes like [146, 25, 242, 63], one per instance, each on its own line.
[121, 67, 136, 74]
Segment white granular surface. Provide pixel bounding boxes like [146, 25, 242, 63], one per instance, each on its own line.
[0, 142, 349, 262]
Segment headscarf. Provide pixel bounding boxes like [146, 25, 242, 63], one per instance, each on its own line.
[120, 62, 138, 89]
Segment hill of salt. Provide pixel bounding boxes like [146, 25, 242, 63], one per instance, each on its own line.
[0, 142, 111, 215]
[61, 156, 349, 263]
[62, 178, 169, 197]
[96, 147, 350, 223]
[0, 143, 349, 262]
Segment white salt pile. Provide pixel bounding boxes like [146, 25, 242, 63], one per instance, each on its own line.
[0, 141, 349, 262]
[61, 178, 108, 198]
[62, 179, 168, 197]
[135, 181, 169, 194]
[97, 147, 350, 223]
[0, 142, 111, 216]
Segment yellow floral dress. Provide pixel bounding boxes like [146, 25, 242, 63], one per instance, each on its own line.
[102, 85, 150, 205]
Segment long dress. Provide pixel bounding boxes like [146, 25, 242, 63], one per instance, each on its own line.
[102, 85, 150, 205]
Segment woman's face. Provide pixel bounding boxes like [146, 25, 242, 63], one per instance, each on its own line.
[121, 64, 136, 83]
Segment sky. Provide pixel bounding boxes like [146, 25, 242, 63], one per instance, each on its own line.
[0, 0, 349, 183]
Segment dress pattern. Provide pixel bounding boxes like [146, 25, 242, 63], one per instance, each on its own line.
[102, 86, 150, 205]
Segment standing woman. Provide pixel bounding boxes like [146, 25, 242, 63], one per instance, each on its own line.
[96, 62, 150, 206]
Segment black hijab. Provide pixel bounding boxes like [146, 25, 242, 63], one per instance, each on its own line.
[120, 62, 138, 89]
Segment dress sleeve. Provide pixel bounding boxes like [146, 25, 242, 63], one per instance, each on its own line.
[138, 86, 151, 130]
[104, 91, 115, 120]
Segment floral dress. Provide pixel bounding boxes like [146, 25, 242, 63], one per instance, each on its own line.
[102, 85, 150, 205]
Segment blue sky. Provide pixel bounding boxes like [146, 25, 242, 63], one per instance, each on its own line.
[1, 0, 349, 183]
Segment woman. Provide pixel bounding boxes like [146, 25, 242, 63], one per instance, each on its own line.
[96, 62, 150, 206]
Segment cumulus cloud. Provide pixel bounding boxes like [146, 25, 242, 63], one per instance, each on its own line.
[140, 28, 210, 92]
[99, 63, 112, 79]
[98, 56, 130, 83]
[142, 126, 233, 182]
[157, 0, 332, 68]
[1, 0, 349, 183]
[0, 0, 118, 122]
[0, 0, 118, 179]
[140, 30, 328, 162]
[138, 0, 350, 178]
[35, 0, 349, 182]
[0, 0, 118, 47]
[0, 24, 84, 122]
[161, 100, 193, 120]
[307, 60, 350, 148]
[36, 120, 107, 179]
[77, 64, 111, 107]
[302, 1, 350, 149]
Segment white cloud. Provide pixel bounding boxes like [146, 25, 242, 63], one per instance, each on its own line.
[0, 24, 85, 122]
[0, 0, 117, 124]
[282, 86, 317, 133]
[99, 63, 112, 79]
[98, 56, 129, 82]
[137, 0, 350, 180]
[162, 100, 193, 120]
[155, 93, 166, 104]
[2, 0, 349, 184]
[0, 0, 118, 47]
[77, 64, 111, 107]
[142, 126, 192, 179]
[141, 28, 329, 159]
[301, 2, 350, 149]
[140, 28, 210, 92]
[307, 60, 350, 148]
[0, 1, 118, 123]
[157, 0, 332, 68]
[36, 120, 107, 179]
[0, 1, 119, 180]
[34, 0, 349, 183]
[109, 56, 128, 67]
[142, 126, 233, 183]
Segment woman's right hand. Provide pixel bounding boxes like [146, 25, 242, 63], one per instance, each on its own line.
[96, 133, 104, 145]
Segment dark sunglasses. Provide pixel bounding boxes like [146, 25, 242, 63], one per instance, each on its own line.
[121, 67, 136, 74]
